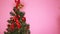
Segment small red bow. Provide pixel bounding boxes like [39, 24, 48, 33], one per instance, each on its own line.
[15, 0, 20, 9]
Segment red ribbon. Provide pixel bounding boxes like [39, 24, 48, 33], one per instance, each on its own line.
[15, 0, 20, 3]
[15, 20, 21, 29]
[15, 0, 20, 9]
[13, 16, 21, 29]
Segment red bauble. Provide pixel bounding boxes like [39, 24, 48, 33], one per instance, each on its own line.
[22, 17, 26, 21]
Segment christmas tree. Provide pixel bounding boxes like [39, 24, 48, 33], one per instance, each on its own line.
[4, 0, 30, 34]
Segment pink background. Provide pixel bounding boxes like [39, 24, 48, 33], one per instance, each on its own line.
[0, 0, 60, 34]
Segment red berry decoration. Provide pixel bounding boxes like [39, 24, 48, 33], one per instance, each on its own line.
[22, 17, 26, 22]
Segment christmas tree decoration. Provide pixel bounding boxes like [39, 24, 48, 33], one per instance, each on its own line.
[4, 0, 30, 34]
[15, 0, 20, 9]
[22, 17, 26, 22]
[18, 4, 24, 9]
[15, 0, 24, 9]
[22, 17, 26, 21]
[15, 20, 21, 29]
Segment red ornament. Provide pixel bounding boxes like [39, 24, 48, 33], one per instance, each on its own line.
[22, 17, 26, 21]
